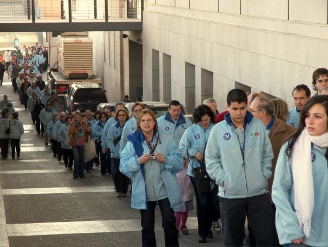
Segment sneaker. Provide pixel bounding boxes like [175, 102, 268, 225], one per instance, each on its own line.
[212, 221, 222, 234]
[180, 226, 189, 235]
[207, 230, 213, 239]
[198, 236, 207, 243]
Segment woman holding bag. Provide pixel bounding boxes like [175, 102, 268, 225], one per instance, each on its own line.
[179, 104, 217, 243]
[107, 108, 129, 197]
[68, 111, 91, 179]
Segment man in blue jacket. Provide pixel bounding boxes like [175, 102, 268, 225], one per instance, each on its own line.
[157, 100, 192, 146]
[205, 89, 276, 247]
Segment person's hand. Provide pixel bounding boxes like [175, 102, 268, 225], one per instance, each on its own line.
[292, 238, 304, 244]
[194, 151, 203, 161]
[139, 154, 152, 164]
[154, 153, 166, 163]
[102, 147, 108, 154]
[183, 158, 189, 168]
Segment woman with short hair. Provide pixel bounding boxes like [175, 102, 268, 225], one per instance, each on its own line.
[120, 109, 183, 247]
[9, 112, 24, 159]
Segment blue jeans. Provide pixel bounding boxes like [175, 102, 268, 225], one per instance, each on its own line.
[140, 198, 179, 247]
[72, 146, 85, 177]
[190, 176, 218, 237]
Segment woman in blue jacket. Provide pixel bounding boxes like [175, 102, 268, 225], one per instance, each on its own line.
[120, 102, 146, 152]
[92, 112, 110, 175]
[107, 109, 129, 197]
[179, 104, 217, 243]
[120, 109, 183, 247]
[9, 112, 24, 159]
[57, 115, 73, 168]
[273, 95, 328, 247]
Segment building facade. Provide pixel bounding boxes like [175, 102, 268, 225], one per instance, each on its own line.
[96, 0, 327, 112]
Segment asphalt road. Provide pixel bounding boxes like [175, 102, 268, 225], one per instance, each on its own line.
[0, 74, 225, 247]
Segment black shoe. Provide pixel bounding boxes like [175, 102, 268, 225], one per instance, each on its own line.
[79, 175, 85, 178]
[207, 230, 213, 239]
[86, 170, 90, 173]
[73, 176, 78, 179]
[198, 236, 207, 243]
[101, 173, 106, 175]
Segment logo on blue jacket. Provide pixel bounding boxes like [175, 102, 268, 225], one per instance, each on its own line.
[132, 127, 136, 130]
[311, 152, 316, 162]
[223, 133, 231, 140]
[195, 134, 200, 139]
[165, 127, 169, 131]
[115, 131, 119, 134]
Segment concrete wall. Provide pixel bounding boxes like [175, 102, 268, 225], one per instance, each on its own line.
[142, 1, 328, 111]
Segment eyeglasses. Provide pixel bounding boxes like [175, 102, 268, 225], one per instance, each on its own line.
[118, 114, 126, 117]
[134, 109, 143, 112]
[249, 109, 262, 113]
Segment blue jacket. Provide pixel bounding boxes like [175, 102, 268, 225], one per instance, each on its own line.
[40, 91, 51, 105]
[57, 124, 71, 149]
[27, 86, 41, 98]
[92, 120, 105, 142]
[120, 130, 183, 210]
[205, 111, 273, 199]
[287, 107, 300, 128]
[46, 120, 57, 138]
[0, 117, 10, 139]
[120, 117, 137, 152]
[179, 123, 214, 177]
[9, 118, 24, 139]
[157, 113, 192, 146]
[52, 120, 65, 141]
[272, 143, 328, 246]
[40, 108, 55, 126]
[101, 117, 115, 148]
[107, 122, 124, 159]
[27, 95, 38, 112]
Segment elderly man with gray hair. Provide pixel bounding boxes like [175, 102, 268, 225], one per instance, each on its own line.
[203, 98, 219, 115]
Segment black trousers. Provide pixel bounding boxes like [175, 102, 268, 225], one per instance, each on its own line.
[0, 138, 9, 158]
[62, 148, 73, 167]
[10, 138, 21, 158]
[51, 139, 57, 156]
[219, 194, 276, 247]
[112, 158, 128, 193]
[140, 198, 179, 247]
[0, 74, 3, 85]
[57, 141, 62, 161]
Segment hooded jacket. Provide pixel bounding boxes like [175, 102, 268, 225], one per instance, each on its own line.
[205, 111, 273, 199]
[179, 122, 214, 177]
[157, 112, 192, 146]
[120, 130, 183, 210]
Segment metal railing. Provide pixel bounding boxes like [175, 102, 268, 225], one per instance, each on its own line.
[0, 0, 142, 23]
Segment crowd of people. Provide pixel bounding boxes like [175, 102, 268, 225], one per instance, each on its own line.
[1, 44, 328, 247]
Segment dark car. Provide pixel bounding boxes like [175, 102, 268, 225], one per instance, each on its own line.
[66, 83, 108, 113]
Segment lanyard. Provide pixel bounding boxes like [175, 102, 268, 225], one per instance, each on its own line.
[145, 134, 159, 154]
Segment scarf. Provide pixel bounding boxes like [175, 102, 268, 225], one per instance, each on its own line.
[292, 129, 328, 237]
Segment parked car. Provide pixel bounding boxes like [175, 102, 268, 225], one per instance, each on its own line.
[65, 83, 108, 113]
[125, 102, 188, 119]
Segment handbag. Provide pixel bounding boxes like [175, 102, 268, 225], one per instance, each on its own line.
[190, 143, 216, 194]
[5, 120, 10, 135]
[84, 138, 97, 161]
